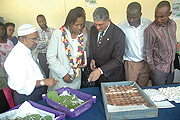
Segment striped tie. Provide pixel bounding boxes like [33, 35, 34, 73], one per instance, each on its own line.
[97, 31, 104, 48]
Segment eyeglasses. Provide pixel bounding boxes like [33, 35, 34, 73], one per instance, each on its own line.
[8, 29, 14, 32]
[24, 37, 40, 42]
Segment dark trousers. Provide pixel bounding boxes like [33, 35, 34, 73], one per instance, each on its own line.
[150, 69, 174, 86]
[13, 86, 46, 106]
[38, 53, 49, 78]
[80, 58, 96, 88]
[0, 89, 10, 113]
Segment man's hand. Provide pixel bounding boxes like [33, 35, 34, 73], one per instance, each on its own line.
[79, 64, 87, 68]
[63, 73, 71, 83]
[79, 51, 87, 68]
[88, 68, 101, 82]
[90, 59, 96, 70]
[44, 78, 59, 87]
[152, 69, 155, 74]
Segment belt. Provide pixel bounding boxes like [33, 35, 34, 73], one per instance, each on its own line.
[38, 53, 46, 56]
[125, 60, 144, 63]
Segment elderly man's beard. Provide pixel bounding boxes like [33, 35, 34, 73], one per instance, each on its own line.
[30, 43, 37, 51]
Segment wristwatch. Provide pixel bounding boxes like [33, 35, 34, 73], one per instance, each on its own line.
[70, 77, 74, 82]
[40, 80, 45, 86]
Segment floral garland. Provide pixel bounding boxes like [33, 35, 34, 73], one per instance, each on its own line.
[60, 25, 84, 80]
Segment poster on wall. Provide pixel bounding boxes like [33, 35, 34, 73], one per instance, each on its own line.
[85, 0, 97, 7]
[172, 0, 180, 20]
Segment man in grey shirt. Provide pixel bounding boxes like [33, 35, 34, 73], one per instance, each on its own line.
[36, 14, 55, 78]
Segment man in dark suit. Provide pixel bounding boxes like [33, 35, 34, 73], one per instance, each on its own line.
[88, 7, 125, 87]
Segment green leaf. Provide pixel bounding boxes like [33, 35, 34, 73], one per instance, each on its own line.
[47, 91, 87, 109]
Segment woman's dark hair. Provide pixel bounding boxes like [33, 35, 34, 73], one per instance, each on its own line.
[5, 22, 15, 29]
[64, 8, 85, 28]
[0, 22, 7, 42]
[75, 6, 84, 12]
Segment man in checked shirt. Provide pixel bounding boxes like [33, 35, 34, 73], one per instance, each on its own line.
[143, 1, 177, 86]
[36, 14, 55, 78]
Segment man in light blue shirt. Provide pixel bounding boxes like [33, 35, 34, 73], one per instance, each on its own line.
[118, 2, 151, 87]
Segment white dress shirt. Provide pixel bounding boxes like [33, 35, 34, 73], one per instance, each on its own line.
[4, 42, 44, 95]
[69, 38, 78, 77]
[118, 18, 151, 62]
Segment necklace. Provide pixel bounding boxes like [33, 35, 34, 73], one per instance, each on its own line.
[60, 25, 84, 80]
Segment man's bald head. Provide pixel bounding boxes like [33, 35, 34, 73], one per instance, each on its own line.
[126, 2, 142, 27]
[157, 1, 171, 11]
[127, 2, 141, 13]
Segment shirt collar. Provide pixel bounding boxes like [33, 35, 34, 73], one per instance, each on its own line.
[127, 21, 131, 27]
